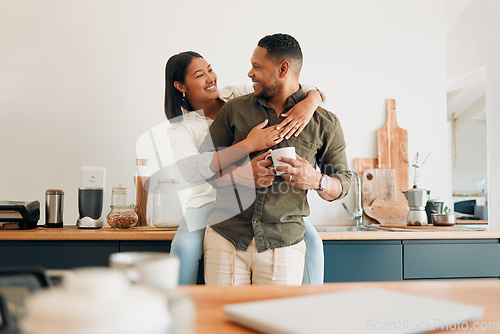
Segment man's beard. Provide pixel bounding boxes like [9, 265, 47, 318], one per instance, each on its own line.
[255, 79, 280, 99]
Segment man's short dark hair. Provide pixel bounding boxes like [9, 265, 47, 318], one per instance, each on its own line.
[258, 33, 303, 72]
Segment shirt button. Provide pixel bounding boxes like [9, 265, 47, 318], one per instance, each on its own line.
[253, 220, 258, 224]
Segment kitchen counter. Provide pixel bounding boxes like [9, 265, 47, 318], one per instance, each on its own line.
[2, 225, 500, 282]
[181, 279, 500, 334]
[0, 224, 497, 241]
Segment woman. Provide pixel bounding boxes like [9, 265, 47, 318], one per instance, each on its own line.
[164, 51, 324, 285]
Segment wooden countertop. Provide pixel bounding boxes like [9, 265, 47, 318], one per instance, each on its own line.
[180, 280, 500, 334]
[0, 225, 498, 241]
[0, 226, 178, 241]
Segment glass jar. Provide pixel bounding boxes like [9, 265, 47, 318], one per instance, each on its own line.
[111, 185, 127, 206]
[106, 204, 138, 229]
[134, 159, 150, 227]
[152, 179, 182, 228]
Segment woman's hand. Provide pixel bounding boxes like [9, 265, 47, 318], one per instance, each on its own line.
[243, 119, 284, 152]
[277, 89, 322, 139]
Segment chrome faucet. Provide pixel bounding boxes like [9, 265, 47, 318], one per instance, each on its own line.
[342, 170, 364, 227]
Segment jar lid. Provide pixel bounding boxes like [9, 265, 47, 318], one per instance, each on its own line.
[136, 159, 149, 166]
[112, 185, 126, 193]
[45, 189, 64, 195]
[110, 204, 134, 209]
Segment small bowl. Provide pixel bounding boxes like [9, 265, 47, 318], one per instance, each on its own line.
[431, 213, 456, 226]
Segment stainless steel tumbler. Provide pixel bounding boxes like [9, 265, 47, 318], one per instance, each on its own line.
[45, 189, 64, 228]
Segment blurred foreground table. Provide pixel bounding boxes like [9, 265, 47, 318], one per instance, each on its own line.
[180, 280, 500, 334]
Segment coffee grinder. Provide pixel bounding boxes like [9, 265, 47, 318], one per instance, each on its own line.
[403, 186, 430, 226]
[76, 167, 105, 229]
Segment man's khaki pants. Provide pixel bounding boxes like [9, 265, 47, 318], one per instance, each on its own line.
[203, 226, 306, 285]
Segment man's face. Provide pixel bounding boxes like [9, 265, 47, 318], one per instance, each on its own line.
[248, 46, 281, 99]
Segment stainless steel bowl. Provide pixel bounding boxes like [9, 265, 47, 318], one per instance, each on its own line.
[431, 213, 456, 226]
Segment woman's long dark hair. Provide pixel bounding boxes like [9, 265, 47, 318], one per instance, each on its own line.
[164, 51, 203, 122]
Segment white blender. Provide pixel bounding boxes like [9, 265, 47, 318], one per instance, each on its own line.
[403, 186, 430, 226]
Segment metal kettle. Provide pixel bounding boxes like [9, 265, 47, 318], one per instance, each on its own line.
[402, 186, 430, 226]
[402, 187, 429, 208]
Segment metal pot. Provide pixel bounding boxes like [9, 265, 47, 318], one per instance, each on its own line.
[431, 213, 456, 226]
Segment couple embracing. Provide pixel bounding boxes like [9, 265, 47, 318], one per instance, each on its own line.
[163, 33, 351, 286]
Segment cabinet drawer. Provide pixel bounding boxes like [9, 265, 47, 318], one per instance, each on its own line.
[119, 241, 171, 253]
[324, 240, 402, 282]
[0, 241, 119, 269]
[403, 239, 500, 279]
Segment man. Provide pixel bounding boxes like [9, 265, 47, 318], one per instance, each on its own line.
[201, 33, 351, 285]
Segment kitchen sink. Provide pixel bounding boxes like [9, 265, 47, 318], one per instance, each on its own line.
[315, 225, 381, 232]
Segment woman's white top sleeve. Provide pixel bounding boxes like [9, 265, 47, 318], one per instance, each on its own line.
[219, 84, 326, 102]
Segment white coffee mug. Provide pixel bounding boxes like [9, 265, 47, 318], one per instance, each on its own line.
[110, 252, 180, 290]
[265, 147, 296, 176]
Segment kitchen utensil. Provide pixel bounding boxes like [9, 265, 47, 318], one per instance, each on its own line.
[353, 158, 378, 176]
[403, 187, 429, 226]
[0, 201, 40, 230]
[152, 179, 182, 228]
[361, 169, 397, 207]
[111, 185, 127, 206]
[377, 99, 409, 204]
[361, 168, 399, 226]
[76, 188, 104, 229]
[45, 189, 64, 228]
[364, 198, 408, 226]
[374, 224, 482, 231]
[134, 159, 150, 227]
[107, 205, 138, 229]
[110, 252, 180, 291]
[425, 201, 444, 224]
[432, 213, 456, 226]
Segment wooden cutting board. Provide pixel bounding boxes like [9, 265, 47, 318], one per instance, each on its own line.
[377, 99, 409, 203]
[375, 224, 484, 231]
[353, 158, 378, 176]
[361, 169, 396, 207]
[364, 198, 408, 226]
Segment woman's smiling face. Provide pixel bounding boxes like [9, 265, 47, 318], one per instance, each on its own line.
[179, 57, 219, 107]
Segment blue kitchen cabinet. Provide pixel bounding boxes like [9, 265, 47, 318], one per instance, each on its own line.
[0, 241, 119, 269]
[403, 239, 500, 279]
[120, 241, 172, 253]
[323, 240, 403, 282]
[3, 238, 500, 283]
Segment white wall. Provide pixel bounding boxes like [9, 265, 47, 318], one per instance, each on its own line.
[0, 0, 447, 226]
[447, 0, 500, 228]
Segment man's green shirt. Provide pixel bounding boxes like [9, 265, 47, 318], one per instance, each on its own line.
[200, 88, 351, 253]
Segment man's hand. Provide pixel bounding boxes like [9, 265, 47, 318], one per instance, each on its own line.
[251, 150, 275, 188]
[274, 154, 321, 190]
